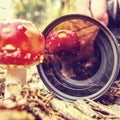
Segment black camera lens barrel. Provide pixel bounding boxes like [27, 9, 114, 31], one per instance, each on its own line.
[37, 14, 120, 101]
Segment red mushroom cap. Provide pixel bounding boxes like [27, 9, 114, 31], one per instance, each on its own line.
[46, 30, 80, 56]
[0, 19, 45, 67]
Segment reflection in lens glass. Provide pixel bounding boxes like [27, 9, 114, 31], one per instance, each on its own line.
[37, 15, 119, 101]
[45, 19, 100, 81]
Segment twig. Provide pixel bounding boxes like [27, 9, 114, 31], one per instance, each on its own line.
[86, 98, 120, 119]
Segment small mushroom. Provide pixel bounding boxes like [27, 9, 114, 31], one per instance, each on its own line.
[0, 19, 45, 99]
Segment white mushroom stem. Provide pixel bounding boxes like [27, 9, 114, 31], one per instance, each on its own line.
[4, 67, 26, 99]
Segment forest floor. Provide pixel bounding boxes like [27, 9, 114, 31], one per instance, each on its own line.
[0, 66, 120, 120]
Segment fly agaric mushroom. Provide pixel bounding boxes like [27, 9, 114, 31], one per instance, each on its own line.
[46, 30, 80, 55]
[46, 29, 81, 76]
[0, 19, 45, 98]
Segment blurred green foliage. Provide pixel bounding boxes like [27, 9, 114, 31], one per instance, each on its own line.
[13, 0, 79, 30]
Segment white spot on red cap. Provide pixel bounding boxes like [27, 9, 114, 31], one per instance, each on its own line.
[2, 28, 11, 33]
[2, 44, 16, 50]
